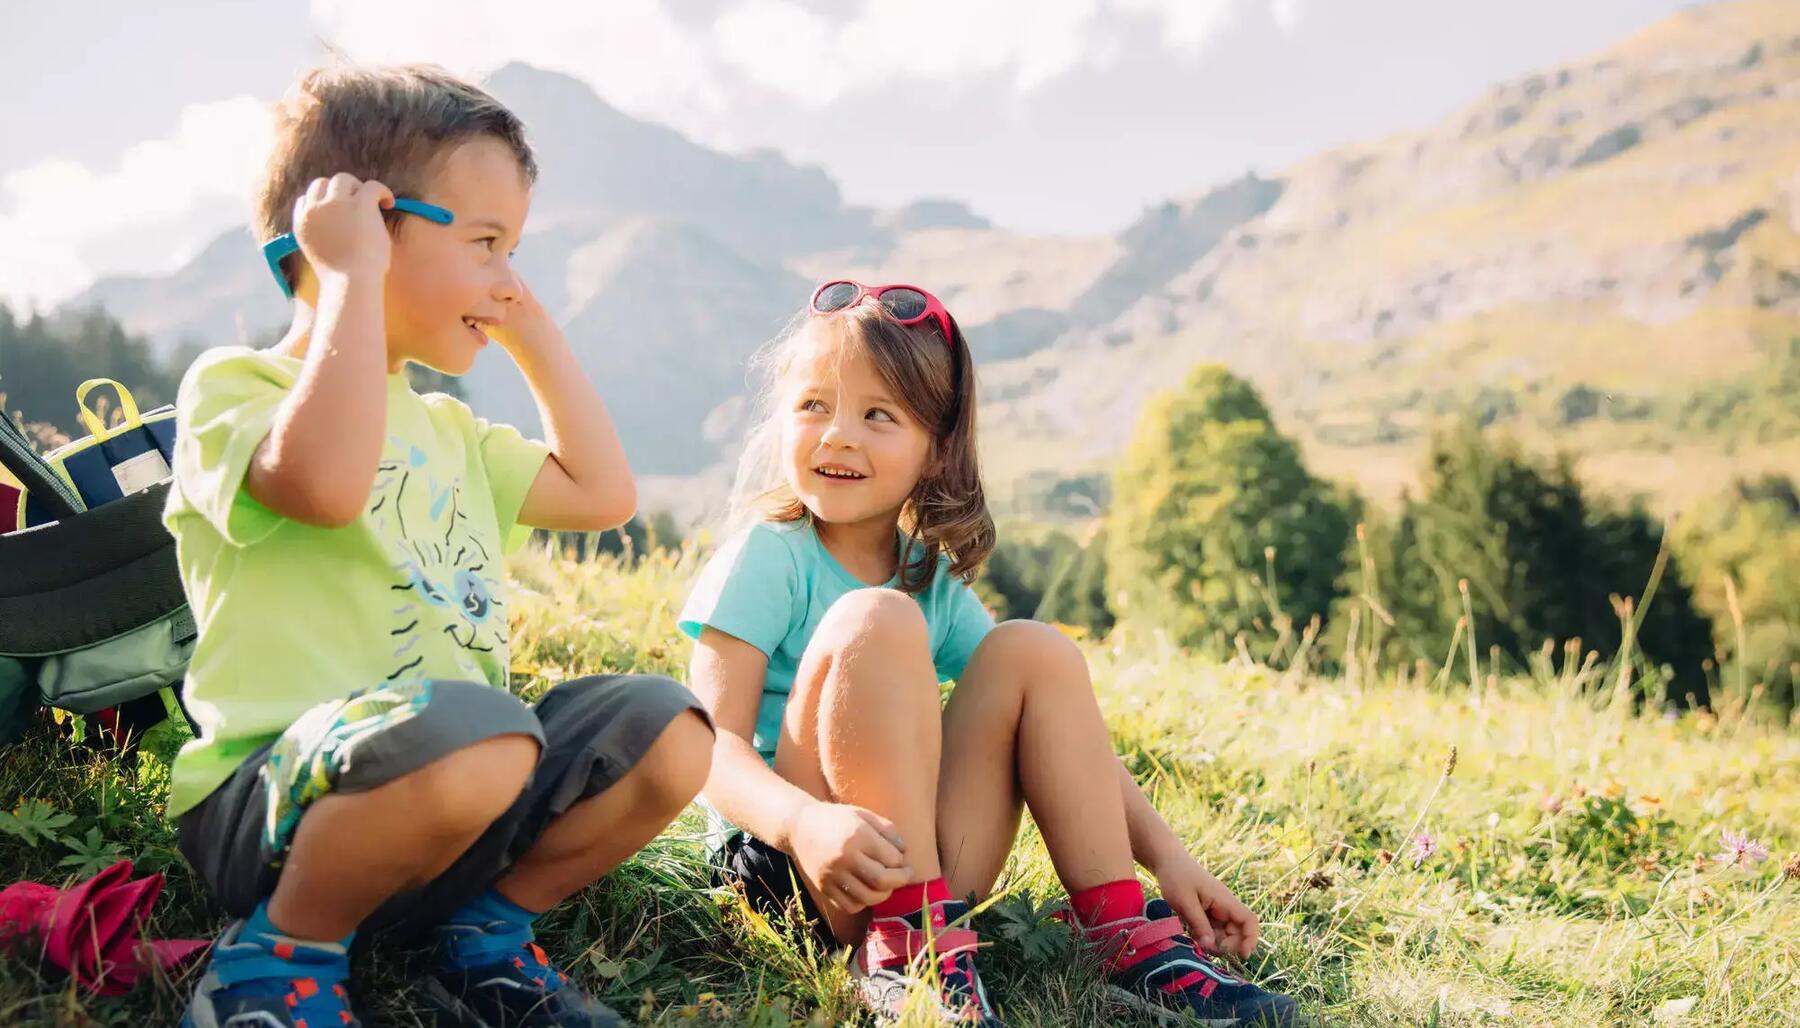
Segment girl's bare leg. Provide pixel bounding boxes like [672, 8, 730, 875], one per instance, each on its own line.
[773, 587, 946, 942]
[935, 620, 1135, 900]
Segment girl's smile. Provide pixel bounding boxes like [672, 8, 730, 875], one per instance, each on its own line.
[814, 462, 868, 481]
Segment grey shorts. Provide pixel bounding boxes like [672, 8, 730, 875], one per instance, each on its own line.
[177, 674, 706, 936]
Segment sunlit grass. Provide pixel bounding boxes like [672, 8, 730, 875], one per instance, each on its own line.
[1, 547, 1794, 1025]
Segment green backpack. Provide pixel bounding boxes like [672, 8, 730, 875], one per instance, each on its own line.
[0, 406, 195, 748]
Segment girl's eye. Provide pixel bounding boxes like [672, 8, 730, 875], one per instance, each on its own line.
[866, 408, 896, 423]
[799, 398, 827, 413]
[476, 237, 500, 251]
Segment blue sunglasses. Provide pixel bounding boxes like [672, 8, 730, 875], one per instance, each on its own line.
[261, 197, 455, 298]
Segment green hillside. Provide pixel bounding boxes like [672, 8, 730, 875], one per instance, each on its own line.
[2, 550, 1793, 1026]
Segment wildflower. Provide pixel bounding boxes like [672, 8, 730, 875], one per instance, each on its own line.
[1714, 829, 1769, 868]
[1410, 832, 1438, 867]
[1541, 794, 1564, 814]
[1442, 746, 1458, 778]
[1377, 849, 1396, 866]
[1637, 794, 1662, 809]
[1784, 853, 1800, 881]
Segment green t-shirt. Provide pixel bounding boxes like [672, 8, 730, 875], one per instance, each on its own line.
[677, 519, 995, 765]
[161, 348, 549, 817]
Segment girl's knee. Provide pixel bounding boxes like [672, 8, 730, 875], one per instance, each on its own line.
[817, 588, 929, 651]
[976, 620, 1090, 683]
[986, 619, 1082, 659]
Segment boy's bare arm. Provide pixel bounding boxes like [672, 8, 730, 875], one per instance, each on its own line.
[495, 281, 636, 532]
[245, 175, 394, 528]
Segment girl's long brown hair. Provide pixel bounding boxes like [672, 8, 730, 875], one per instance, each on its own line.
[729, 301, 995, 593]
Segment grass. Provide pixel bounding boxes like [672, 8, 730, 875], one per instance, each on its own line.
[1, 544, 1796, 1026]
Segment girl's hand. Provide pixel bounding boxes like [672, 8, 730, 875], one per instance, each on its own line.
[1150, 850, 1260, 958]
[788, 801, 913, 912]
[489, 276, 561, 359]
[292, 174, 394, 284]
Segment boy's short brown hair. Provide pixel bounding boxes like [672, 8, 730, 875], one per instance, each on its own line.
[254, 63, 537, 291]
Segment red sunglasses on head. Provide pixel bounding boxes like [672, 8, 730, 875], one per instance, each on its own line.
[810, 280, 955, 350]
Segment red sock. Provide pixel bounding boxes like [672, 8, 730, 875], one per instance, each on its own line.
[1070, 880, 1209, 994]
[1068, 879, 1146, 928]
[871, 878, 951, 921]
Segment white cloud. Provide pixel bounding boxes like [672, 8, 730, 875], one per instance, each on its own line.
[308, 0, 733, 144]
[0, 96, 271, 311]
[313, 0, 1271, 122]
[0, 0, 1300, 309]
[1116, 0, 1238, 54]
[710, 0, 1251, 106]
[1271, 0, 1306, 33]
[712, 0, 1100, 99]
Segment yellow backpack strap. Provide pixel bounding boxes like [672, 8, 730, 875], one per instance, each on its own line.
[74, 379, 142, 439]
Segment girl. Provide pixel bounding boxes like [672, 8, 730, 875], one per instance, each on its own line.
[679, 281, 1299, 1027]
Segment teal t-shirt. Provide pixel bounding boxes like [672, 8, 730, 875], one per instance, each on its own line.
[678, 519, 994, 765]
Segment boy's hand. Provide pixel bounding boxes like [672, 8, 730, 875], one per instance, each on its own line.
[1150, 850, 1260, 958]
[788, 801, 912, 912]
[488, 276, 561, 358]
[292, 173, 395, 284]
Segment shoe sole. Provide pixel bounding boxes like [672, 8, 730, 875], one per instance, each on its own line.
[1106, 984, 1310, 1027]
[1109, 985, 1238, 1026]
[419, 978, 494, 1027]
[417, 978, 625, 1028]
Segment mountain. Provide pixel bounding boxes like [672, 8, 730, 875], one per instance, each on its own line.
[462, 216, 807, 474]
[57, 1, 1800, 513]
[61, 64, 888, 479]
[976, 0, 1800, 508]
[67, 228, 289, 360]
[482, 64, 880, 260]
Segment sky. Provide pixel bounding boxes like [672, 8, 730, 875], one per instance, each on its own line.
[0, 0, 1698, 312]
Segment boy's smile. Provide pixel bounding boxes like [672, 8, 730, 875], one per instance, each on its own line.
[382, 136, 533, 376]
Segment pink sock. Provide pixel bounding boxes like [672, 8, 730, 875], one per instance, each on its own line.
[1068, 879, 1146, 928]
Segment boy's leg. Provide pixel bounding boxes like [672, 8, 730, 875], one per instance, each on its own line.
[268, 732, 538, 938]
[492, 687, 713, 910]
[935, 620, 1134, 900]
[414, 674, 709, 1028]
[177, 680, 546, 1028]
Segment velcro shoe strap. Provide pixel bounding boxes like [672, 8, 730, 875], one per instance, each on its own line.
[1124, 916, 1186, 954]
[863, 925, 983, 967]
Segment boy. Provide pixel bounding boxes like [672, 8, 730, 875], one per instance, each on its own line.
[165, 64, 713, 1028]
